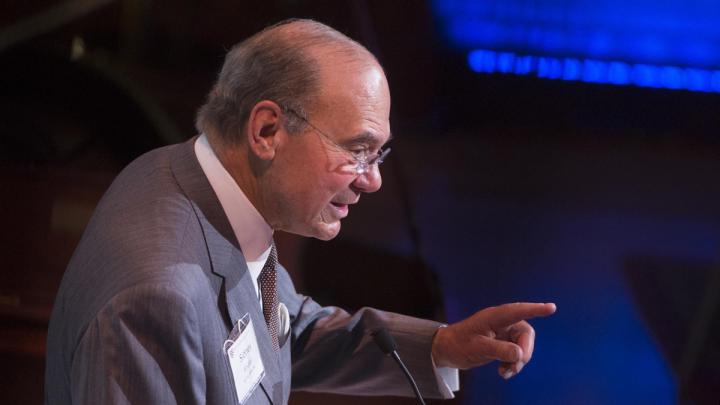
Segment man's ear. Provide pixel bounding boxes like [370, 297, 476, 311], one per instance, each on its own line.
[246, 100, 283, 160]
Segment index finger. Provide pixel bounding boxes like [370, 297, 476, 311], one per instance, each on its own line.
[485, 302, 556, 330]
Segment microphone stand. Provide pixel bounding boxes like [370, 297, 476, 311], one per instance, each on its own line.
[372, 328, 426, 405]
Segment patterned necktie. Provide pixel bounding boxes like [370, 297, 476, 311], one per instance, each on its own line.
[258, 244, 279, 350]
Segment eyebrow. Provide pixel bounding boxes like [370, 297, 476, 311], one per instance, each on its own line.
[344, 131, 394, 148]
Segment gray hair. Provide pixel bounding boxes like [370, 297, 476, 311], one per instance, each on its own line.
[195, 19, 376, 143]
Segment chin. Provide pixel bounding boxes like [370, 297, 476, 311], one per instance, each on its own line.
[283, 220, 341, 241]
[312, 220, 342, 241]
[314, 232, 339, 241]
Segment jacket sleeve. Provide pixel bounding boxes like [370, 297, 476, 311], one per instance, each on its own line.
[69, 283, 206, 405]
[277, 266, 458, 399]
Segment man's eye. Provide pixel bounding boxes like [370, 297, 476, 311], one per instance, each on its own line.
[350, 148, 368, 158]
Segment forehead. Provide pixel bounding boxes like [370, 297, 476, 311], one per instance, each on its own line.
[311, 58, 392, 147]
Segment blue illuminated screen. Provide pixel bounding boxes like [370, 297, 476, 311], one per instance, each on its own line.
[432, 0, 720, 92]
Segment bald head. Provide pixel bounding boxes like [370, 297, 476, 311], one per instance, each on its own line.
[196, 19, 383, 144]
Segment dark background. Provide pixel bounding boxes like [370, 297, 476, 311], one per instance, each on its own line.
[1, 1, 719, 404]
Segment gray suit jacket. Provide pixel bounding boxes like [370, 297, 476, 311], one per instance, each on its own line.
[45, 137, 451, 404]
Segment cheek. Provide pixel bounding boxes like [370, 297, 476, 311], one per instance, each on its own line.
[274, 169, 335, 211]
[296, 174, 350, 212]
[303, 181, 356, 228]
[273, 144, 354, 218]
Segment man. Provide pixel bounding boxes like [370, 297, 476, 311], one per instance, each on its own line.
[45, 19, 556, 404]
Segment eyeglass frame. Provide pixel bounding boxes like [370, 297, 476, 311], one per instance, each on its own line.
[281, 105, 391, 175]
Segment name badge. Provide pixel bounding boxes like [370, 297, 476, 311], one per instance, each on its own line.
[224, 314, 265, 404]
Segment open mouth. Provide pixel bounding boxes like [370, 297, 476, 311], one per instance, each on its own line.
[329, 202, 349, 218]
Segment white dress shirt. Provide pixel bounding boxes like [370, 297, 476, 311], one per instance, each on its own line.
[194, 134, 273, 301]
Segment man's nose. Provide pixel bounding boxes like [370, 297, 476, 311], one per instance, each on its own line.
[352, 164, 382, 193]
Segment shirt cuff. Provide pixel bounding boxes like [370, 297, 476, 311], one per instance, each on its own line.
[434, 364, 459, 398]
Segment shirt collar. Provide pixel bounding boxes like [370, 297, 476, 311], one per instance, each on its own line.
[194, 134, 273, 262]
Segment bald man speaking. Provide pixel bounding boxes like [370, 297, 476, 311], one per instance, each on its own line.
[45, 19, 556, 405]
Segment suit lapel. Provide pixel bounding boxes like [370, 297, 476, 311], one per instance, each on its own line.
[169, 137, 283, 404]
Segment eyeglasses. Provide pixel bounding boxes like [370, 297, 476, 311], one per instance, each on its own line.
[283, 106, 391, 175]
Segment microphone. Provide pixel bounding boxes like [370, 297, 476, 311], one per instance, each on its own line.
[372, 328, 426, 405]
